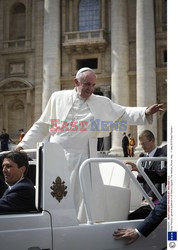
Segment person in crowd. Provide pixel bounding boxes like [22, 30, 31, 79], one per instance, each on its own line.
[122, 132, 129, 157]
[0, 129, 10, 152]
[18, 129, 25, 142]
[126, 130, 167, 219]
[128, 133, 135, 157]
[113, 192, 167, 244]
[15, 67, 164, 222]
[0, 151, 36, 212]
[0, 155, 7, 198]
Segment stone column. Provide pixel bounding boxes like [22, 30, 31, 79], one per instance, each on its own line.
[26, 90, 32, 130]
[42, 0, 61, 110]
[101, 86, 111, 151]
[136, 0, 157, 152]
[69, 0, 73, 31]
[0, 94, 3, 135]
[101, 0, 106, 30]
[109, 0, 129, 156]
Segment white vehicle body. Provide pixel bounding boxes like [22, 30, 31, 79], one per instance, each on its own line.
[0, 143, 167, 250]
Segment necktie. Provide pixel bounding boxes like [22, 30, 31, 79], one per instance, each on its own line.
[144, 154, 150, 169]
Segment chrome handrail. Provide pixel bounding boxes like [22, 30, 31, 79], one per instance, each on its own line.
[79, 158, 156, 224]
[136, 157, 167, 201]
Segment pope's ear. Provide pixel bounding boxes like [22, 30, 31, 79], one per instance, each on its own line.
[74, 78, 79, 86]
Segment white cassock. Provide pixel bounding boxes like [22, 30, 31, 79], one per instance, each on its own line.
[18, 89, 152, 222]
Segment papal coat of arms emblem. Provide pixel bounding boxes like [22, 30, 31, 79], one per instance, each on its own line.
[50, 176, 68, 203]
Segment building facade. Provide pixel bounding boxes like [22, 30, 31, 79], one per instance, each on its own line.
[0, 0, 167, 155]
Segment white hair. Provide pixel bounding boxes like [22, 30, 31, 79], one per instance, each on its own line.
[75, 67, 95, 80]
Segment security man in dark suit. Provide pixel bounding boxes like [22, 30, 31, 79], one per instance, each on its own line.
[0, 151, 36, 212]
[122, 132, 129, 157]
[126, 130, 167, 219]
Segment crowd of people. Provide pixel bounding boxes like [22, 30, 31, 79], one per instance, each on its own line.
[122, 132, 136, 157]
[0, 128, 25, 152]
[0, 129, 11, 152]
[0, 67, 166, 243]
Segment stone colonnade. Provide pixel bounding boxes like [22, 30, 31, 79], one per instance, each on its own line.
[110, 0, 157, 155]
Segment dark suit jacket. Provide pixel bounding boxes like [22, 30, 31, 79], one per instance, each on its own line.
[137, 147, 167, 200]
[136, 192, 167, 237]
[144, 165, 167, 184]
[122, 135, 129, 147]
[0, 175, 7, 198]
[0, 177, 36, 213]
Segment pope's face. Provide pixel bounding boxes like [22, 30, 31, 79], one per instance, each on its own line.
[2, 158, 25, 186]
[75, 71, 96, 99]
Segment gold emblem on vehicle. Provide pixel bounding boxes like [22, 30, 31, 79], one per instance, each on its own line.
[50, 176, 68, 203]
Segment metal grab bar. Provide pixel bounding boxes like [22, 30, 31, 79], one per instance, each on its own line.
[136, 157, 167, 201]
[79, 158, 156, 224]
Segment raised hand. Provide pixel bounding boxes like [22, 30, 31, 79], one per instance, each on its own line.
[145, 104, 164, 115]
